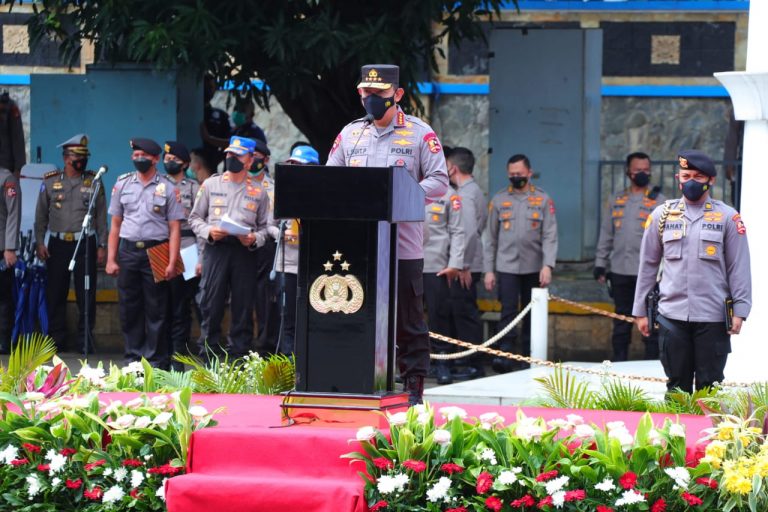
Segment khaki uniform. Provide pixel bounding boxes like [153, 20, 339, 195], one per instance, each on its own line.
[189, 172, 271, 358]
[423, 189, 465, 273]
[34, 169, 108, 350]
[632, 198, 751, 391]
[165, 175, 201, 250]
[0, 169, 19, 350]
[456, 178, 487, 273]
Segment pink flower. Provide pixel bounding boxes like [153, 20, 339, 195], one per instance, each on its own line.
[373, 457, 394, 470]
[619, 471, 637, 489]
[537, 496, 553, 509]
[22, 443, 41, 453]
[485, 496, 502, 511]
[401, 459, 426, 473]
[536, 470, 558, 482]
[682, 492, 703, 506]
[60, 448, 77, 457]
[37, 463, 50, 472]
[441, 462, 464, 475]
[84, 459, 106, 471]
[476, 471, 494, 494]
[597, 506, 615, 512]
[122, 458, 143, 467]
[10, 458, 29, 466]
[651, 498, 667, 512]
[370, 500, 388, 512]
[511, 495, 536, 508]
[83, 486, 103, 500]
[66, 479, 82, 489]
[446, 508, 468, 512]
[564, 489, 586, 502]
[696, 477, 718, 489]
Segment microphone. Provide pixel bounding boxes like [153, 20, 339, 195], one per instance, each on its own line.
[94, 165, 108, 180]
[348, 114, 374, 164]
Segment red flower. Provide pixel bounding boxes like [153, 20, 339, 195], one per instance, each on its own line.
[402, 459, 427, 473]
[597, 506, 615, 512]
[373, 457, 394, 470]
[619, 471, 637, 489]
[148, 463, 183, 476]
[130, 488, 142, 500]
[659, 453, 673, 468]
[485, 496, 502, 511]
[651, 498, 667, 512]
[370, 500, 388, 512]
[565, 440, 582, 455]
[37, 463, 50, 472]
[564, 489, 586, 502]
[22, 443, 41, 453]
[84, 459, 106, 471]
[686, 443, 707, 468]
[476, 471, 494, 494]
[536, 470, 558, 482]
[511, 495, 536, 508]
[66, 479, 83, 489]
[537, 496, 553, 509]
[60, 448, 77, 457]
[122, 458, 144, 468]
[446, 508, 468, 512]
[441, 462, 465, 475]
[696, 477, 718, 489]
[83, 486, 103, 500]
[682, 492, 703, 506]
[10, 458, 29, 466]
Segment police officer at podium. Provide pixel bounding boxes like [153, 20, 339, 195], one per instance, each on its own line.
[327, 64, 449, 404]
[34, 134, 107, 352]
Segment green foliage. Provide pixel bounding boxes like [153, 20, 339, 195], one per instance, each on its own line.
[533, 364, 596, 409]
[0, 333, 57, 394]
[173, 351, 295, 395]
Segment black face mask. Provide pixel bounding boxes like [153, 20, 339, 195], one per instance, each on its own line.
[630, 172, 650, 187]
[362, 94, 396, 121]
[681, 179, 710, 202]
[509, 176, 528, 189]
[249, 157, 266, 175]
[164, 161, 184, 175]
[72, 159, 88, 172]
[225, 156, 245, 173]
[133, 158, 152, 174]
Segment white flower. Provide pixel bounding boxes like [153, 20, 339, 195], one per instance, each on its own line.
[606, 421, 626, 431]
[545, 475, 569, 495]
[135, 376, 145, 386]
[433, 429, 452, 445]
[595, 478, 616, 492]
[498, 468, 523, 485]
[48, 453, 67, 475]
[516, 417, 545, 441]
[104, 400, 123, 415]
[26, 474, 41, 498]
[23, 392, 45, 402]
[125, 397, 145, 409]
[416, 412, 431, 426]
[480, 448, 497, 466]
[479, 412, 505, 426]
[122, 361, 144, 375]
[574, 424, 595, 438]
[0, 444, 19, 465]
[150, 395, 170, 408]
[387, 412, 408, 427]
[114, 467, 128, 483]
[377, 473, 409, 495]
[134, 416, 152, 429]
[104, 468, 113, 477]
[51, 477, 61, 487]
[426, 476, 452, 502]
[78, 366, 106, 385]
[669, 423, 686, 439]
[153, 412, 173, 429]
[566, 414, 584, 426]
[356, 426, 377, 442]
[412, 404, 428, 415]
[68, 397, 92, 409]
[108, 414, 136, 430]
[552, 490, 566, 507]
[439, 406, 467, 421]
[103, 485, 125, 504]
[608, 427, 634, 449]
[156, 478, 169, 501]
[664, 466, 690, 489]
[648, 428, 663, 446]
[37, 400, 61, 414]
[131, 470, 145, 489]
[547, 418, 570, 431]
[615, 489, 646, 507]
[188, 405, 208, 419]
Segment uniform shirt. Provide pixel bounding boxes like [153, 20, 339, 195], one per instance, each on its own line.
[0, 168, 19, 251]
[632, 198, 752, 322]
[423, 189, 465, 273]
[164, 174, 201, 250]
[594, 188, 666, 276]
[251, 172, 275, 217]
[188, 172, 271, 247]
[275, 219, 299, 274]
[108, 172, 186, 240]
[484, 184, 558, 275]
[34, 170, 108, 246]
[326, 107, 449, 260]
[456, 178, 487, 273]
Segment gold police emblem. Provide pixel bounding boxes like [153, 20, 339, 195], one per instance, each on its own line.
[309, 251, 364, 315]
[679, 157, 688, 169]
[368, 69, 379, 79]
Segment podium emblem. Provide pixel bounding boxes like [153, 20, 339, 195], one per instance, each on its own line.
[309, 251, 364, 314]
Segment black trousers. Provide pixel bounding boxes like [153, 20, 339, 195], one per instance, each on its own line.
[397, 259, 430, 378]
[657, 314, 729, 393]
[423, 273, 452, 355]
[449, 272, 484, 366]
[198, 241, 258, 359]
[117, 241, 169, 368]
[498, 272, 539, 356]
[46, 236, 97, 351]
[0, 267, 13, 350]
[276, 272, 297, 355]
[254, 242, 279, 352]
[609, 273, 659, 361]
[167, 273, 200, 370]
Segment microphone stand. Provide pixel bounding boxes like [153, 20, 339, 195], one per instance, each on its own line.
[270, 220, 288, 354]
[68, 171, 104, 358]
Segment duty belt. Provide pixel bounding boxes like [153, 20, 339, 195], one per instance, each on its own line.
[181, 229, 196, 238]
[120, 238, 167, 250]
[51, 231, 96, 242]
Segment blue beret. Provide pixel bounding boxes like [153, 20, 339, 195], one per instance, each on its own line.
[678, 149, 716, 177]
[164, 141, 191, 162]
[130, 138, 162, 156]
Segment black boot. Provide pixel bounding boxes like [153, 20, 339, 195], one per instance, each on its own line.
[492, 342, 517, 374]
[404, 375, 425, 405]
[435, 362, 453, 385]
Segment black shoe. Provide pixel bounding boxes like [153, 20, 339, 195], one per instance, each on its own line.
[435, 364, 453, 385]
[452, 365, 486, 381]
[492, 357, 517, 374]
[404, 375, 424, 405]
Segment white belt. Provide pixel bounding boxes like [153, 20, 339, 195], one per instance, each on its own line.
[51, 230, 96, 242]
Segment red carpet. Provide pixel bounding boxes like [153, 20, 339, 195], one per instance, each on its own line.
[105, 393, 712, 512]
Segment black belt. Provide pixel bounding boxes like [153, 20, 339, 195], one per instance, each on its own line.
[120, 238, 167, 250]
[181, 229, 195, 238]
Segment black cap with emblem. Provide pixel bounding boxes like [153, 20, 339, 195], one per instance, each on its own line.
[164, 141, 191, 162]
[677, 149, 716, 177]
[130, 138, 162, 156]
[358, 64, 399, 90]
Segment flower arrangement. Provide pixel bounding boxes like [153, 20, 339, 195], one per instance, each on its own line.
[343, 404, 747, 511]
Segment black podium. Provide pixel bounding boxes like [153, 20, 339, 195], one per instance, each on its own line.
[273, 164, 424, 424]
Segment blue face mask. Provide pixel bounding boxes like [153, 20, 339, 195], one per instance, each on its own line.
[362, 94, 396, 120]
[681, 179, 710, 201]
[232, 111, 246, 126]
[185, 168, 197, 180]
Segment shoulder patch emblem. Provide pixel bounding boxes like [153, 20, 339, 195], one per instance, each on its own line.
[423, 132, 442, 154]
[330, 133, 342, 155]
[733, 213, 746, 235]
[548, 199, 556, 215]
[450, 194, 462, 211]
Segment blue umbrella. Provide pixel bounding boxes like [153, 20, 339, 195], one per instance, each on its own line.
[26, 261, 48, 335]
[11, 258, 29, 343]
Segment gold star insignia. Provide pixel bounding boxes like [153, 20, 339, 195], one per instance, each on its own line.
[341, 261, 350, 271]
[323, 261, 333, 272]
[332, 250, 342, 261]
[392, 139, 414, 146]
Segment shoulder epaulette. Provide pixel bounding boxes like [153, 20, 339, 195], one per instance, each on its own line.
[117, 172, 133, 181]
[43, 170, 60, 179]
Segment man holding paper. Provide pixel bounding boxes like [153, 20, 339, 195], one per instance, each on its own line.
[189, 135, 271, 359]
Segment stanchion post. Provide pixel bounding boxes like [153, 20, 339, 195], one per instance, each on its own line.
[530, 288, 549, 361]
